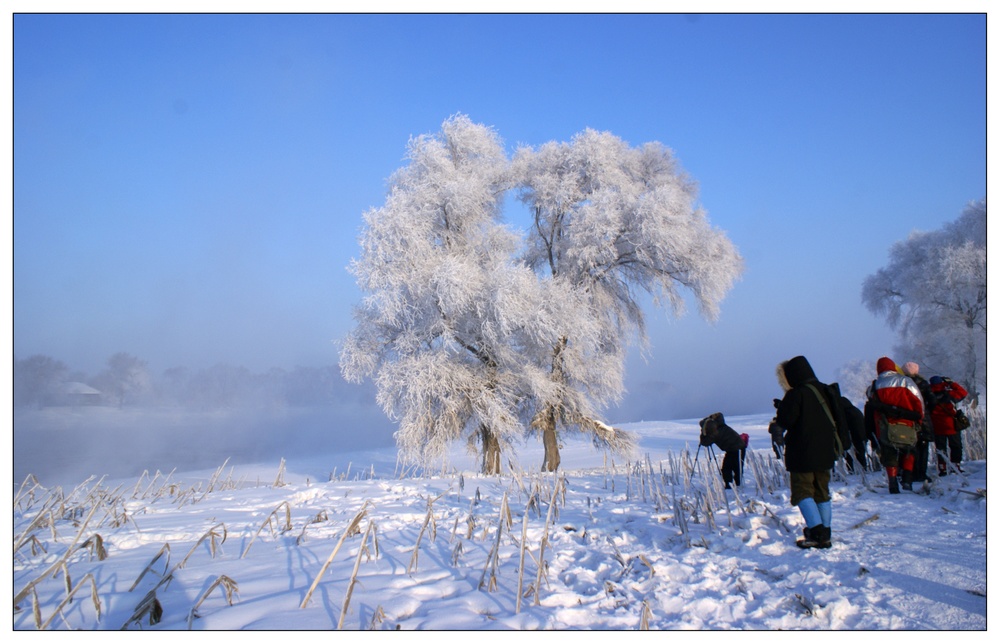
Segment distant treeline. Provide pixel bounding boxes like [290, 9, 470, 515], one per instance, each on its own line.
[12, 353, 374, 410]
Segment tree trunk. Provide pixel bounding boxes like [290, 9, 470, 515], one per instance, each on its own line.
[481, 425, 502, 475]
[540, 337, 568, 472]
[540, 406, 561, 472]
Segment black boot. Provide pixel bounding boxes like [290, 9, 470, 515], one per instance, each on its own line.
[815, 525, 832, 549]
[796, 525, 830, 549]
[901, 470, 913, 491]
[887, 468, 900, 494]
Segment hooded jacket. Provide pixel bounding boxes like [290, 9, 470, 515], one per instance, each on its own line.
[775, 355, 838, 473]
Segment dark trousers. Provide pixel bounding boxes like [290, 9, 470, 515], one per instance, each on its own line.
[935, 434, 963, 465]
[912, 439, 930, 481]
[880, 443, 916, 471]
[721, 449, 745, 487]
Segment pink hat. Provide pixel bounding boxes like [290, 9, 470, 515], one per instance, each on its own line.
[902, 362, 920, 376]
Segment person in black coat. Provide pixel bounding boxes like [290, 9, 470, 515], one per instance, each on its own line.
[775, 355, 841, 549]
[698, 412, 747, 489]
[839, 396, 868, 472]
[768, 417, 785, 460]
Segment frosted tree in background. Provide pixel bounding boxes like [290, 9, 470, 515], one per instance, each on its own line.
[13, 354, 69, 408]
[343, 116, 743, 473]
[514, 130, 744, 470]
[862, 199, 986, 404]
[836, 358, 877, 408]
[95, 352, 150, 408]
[341, 116, 560, 473]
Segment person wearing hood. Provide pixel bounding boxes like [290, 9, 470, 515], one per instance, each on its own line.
[775, 355, 844, 549]
[865, 357, 924, 493]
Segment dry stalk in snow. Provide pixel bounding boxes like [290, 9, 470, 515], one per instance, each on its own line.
[201, 459, 231, 499]
[127, 543, 171, 592]
[478, 491, 511, 592]
[242, 502, 293, 558]
[300, 501, 370, 609]
[13, 495, 62, 555]
[273, 458, 287, 487]
[338, 520, 378, 630]
[186, 575, 239, 630]
[851, 514, 880, 529]
[639, 599, 653, 630]
[406, 492, 450, 573]
[368, 605, 387, 630]
[35, 572, 102, 630]
[178, 523, 227, 569]
[121, 589, 164, 629]
[515, 510, 529, 614]
[14, 474, 45, 512]
[408, 501, 438, 574]
[80, 534, 108, 561]
[747, 499, 792, 533]
[296, 509, 330, 546]
[533, 473, 563, 606]
[13, 500, 101, 608]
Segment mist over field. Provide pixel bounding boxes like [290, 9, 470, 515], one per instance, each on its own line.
[13, 397, 397, 489]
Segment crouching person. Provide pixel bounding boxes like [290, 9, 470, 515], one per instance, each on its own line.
[698, 412, 748, 489]
[775, 355, 842, 550]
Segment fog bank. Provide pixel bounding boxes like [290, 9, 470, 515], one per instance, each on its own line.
[13, 404, 397, 488]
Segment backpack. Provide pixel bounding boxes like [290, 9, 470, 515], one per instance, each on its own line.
[880, 417, 918, 448]
[805, 382, 851, 459]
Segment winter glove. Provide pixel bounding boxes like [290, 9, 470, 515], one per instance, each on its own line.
[773, 398, 782, 409]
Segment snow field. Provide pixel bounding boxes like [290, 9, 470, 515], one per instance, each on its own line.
[12, 416, 987, 631]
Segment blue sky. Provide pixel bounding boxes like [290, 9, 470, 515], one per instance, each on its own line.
[11, 13, 987, 419]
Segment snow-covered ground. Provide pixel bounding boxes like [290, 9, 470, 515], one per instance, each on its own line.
[12, 413, 988, 631]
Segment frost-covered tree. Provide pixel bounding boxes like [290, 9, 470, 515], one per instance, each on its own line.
[514, 130, 744, 470]
[94, 352, 149, 408]
[862, 199, 986, 404]
[343, 117, 743, 473]
[341, 115, 561, 473]
[836, 358, 877, 409]
[13, 354, 68, 408]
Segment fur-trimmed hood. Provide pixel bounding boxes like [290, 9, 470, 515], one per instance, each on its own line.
[776, 355, 818, 392]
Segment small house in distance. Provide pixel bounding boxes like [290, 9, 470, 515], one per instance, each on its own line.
[60, 381, 103, 406]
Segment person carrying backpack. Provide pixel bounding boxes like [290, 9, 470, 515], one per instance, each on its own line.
[929, 376, 969, 475]
[901, 362, 936, 484]
[865, 357, 924, 493]
[775, 355, 844, 549]
[698, 412, 748, 489]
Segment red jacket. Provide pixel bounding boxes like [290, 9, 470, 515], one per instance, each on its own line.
[871, 362, 924, 430]
[929, 378, 969, 436]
